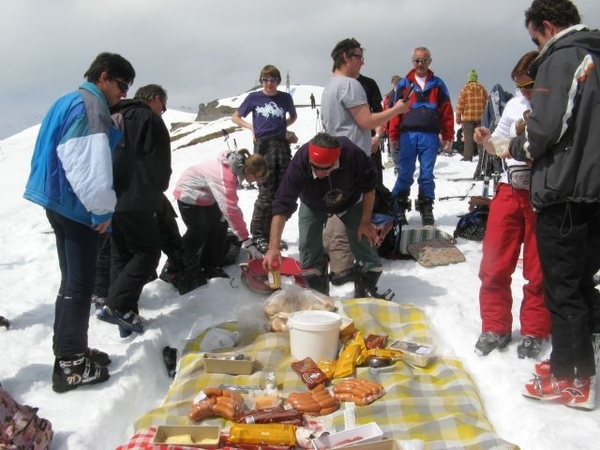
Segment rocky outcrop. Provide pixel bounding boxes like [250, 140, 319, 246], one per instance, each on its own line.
[195, 100, 236, 122]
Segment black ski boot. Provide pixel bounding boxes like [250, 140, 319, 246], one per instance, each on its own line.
[354, 270, 395, 301]
[394, 191, 411, 225]
[302, 273, 330, 296]
[416, 195, 435, 226]
[52, 354, 109, 393]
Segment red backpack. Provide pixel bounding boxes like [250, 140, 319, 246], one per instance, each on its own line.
[0, 386, 53, 450]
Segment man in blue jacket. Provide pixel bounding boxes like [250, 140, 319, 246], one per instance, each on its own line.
[24, 52, 135, 392]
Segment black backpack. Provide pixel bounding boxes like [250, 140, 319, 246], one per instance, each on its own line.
[454, 204, 489, 241]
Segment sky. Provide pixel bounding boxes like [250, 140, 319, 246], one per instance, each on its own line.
[2, 0, 600, 140]
[1, 85, 599, 449]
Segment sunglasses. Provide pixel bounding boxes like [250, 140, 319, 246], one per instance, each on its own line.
[516, 81, 535, 90]
[412, 58, 429, 65]
[113, 78, 130, 94]
[310, 161, 336, 172]
[158, 96, 167, 113]
[261, 77, 278, 84]
[351, 53, 364, 62]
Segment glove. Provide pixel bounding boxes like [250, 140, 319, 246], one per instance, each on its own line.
[242, 238, 264, 260]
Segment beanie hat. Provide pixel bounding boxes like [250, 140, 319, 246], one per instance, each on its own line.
[309, 143, 341, 166]
[467, 69, 478, 82]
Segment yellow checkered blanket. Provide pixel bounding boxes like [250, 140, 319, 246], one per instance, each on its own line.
[134, 298, 518, 450]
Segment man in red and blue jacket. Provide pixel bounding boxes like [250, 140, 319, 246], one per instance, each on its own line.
[389, 46, 454, 226]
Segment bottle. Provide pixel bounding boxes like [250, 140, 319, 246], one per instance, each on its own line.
[268, 260, 281, 289]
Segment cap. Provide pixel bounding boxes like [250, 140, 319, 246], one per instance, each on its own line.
[309, 143, 341, 165]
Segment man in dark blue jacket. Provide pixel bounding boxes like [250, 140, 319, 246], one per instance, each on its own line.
[262, 133, 387, 298]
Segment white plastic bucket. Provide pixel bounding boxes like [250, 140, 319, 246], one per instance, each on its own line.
[287, 310, 341, 361]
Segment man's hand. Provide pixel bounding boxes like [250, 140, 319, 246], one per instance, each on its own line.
[262, 248, 282, 272]
[94, 219, 111, 234]
[357, 221, 380, 247]
[473, 126, 490, 144]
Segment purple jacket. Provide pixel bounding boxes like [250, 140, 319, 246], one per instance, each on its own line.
[272, 136, 377, 217]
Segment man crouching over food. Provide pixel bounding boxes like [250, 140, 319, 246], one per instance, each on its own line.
[263, 132, 391, 299]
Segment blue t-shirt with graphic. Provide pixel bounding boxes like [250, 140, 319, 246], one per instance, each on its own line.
[237, 90, 296, 140]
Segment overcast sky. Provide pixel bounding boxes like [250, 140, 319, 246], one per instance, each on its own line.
[2, 0, 599, 140]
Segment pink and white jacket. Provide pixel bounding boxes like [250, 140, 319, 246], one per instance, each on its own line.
[173, 150, 250, 241]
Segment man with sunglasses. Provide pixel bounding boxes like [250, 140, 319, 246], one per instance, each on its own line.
[388, 47, 454, 226]
[24, 52, 135, 392]
[509, 0, 600, 410]
[263, 132, 389, 299]
[96, 84, 172, 338]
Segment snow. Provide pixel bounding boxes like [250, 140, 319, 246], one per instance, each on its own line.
[0, 85, 598, 449]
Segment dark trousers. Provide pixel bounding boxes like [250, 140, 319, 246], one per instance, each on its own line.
[178, 201, 227, 269]
[536, 202, 600, 378]
[106, 211, 162, 314]
[46, 209, 99, 358]
[251, 138, 292, 239]
[94, 234, 111, 297]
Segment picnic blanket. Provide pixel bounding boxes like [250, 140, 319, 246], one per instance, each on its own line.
[132, 299, 518, 450]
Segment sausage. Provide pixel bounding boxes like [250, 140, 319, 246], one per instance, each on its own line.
[315, 394, 339, 409]
[288, 398, 321, 413]
[189, 401, 213, 421]
[333, 392, 361, 403]
[213, 403, 235, 420]
[216, 396, 238, 409]
[333, 384, 370, 397]
[203, 387, 223, 397]
[318, 404, 340, 415]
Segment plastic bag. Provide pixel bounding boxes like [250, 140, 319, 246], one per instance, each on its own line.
[263, 284, 335, 332]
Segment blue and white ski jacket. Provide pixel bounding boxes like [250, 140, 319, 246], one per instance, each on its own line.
[24, 82, 122, 227]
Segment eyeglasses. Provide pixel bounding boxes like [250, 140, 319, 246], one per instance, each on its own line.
[310, 161, 336, 172]
[351, 53, 364, 62]
[412, 58, 430, 65]
[159, 97, 167, 113]
[516, 81, 535, 90]
[113, 78, 130, 94]
[261, 77, 278, 84]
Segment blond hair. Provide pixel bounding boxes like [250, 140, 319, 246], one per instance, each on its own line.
[238, 149, 268, 179]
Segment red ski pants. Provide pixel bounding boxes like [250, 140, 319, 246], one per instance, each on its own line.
[478, 184, 551, 338]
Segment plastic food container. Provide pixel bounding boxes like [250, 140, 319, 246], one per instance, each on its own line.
[203, 353, 254, 375]
[311, 422, 384, 450]
[388, 339, 435, 367]
[287, 310, 341, 361]
[153, 425, 220, 447]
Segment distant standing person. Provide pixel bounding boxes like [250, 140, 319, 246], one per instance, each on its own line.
[382, 75, 402, 173]
[23, 52, 135, 392]
[388, 46, 454, 226]
[455, 69, 488, 162]
[232, 65, 297, 253]
[310, 92, 316, 109]
[96, 84, 172, 338]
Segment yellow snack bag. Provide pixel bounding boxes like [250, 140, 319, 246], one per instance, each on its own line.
[316, 358, 337, 379]
[227, 423, 297, 446]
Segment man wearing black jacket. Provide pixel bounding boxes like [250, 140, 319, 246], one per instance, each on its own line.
[97, 84, 172, 336]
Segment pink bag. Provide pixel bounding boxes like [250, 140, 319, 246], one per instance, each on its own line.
[0, 386, 53, 450]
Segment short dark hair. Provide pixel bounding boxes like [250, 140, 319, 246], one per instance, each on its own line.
[330, 38, 362, 72]
[310, 132, 340, 149]
[84, 52, 135, 84]
[524, 0, 581, 32]
[511, 51, 539, 80]
[134, 84, 167, 103]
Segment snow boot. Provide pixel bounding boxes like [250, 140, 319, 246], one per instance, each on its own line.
[416, 195, 435, 226]
[354, 270, 395, 301]
[302, 272, 330, 296]
[394, 191, 411, 225]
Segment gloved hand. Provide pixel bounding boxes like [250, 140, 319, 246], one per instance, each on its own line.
[242, 238, 264, 260]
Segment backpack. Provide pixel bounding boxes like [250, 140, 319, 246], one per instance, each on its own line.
[453, 204, 489, 241]
[0, 386, 53, 450]
[372, 183, 403, 260]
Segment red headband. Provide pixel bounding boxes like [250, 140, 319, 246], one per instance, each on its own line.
[308, 143, 341, 165]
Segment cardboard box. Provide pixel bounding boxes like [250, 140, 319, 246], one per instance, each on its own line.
[153, 425, 221, 447]
[203, 353, 254, 375]
[311, 422, 384, 450]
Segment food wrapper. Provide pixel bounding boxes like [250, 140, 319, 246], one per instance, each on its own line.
[316, 358, 336, 380]
[365, 348, 404, 360]
[291, 357, 328, 389]
[364, 334, 388, 350]
[226, 423, 297, 446]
